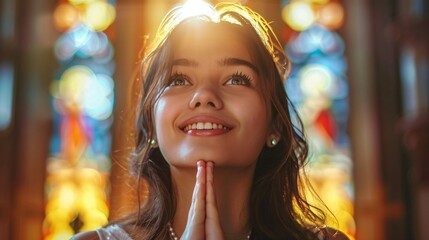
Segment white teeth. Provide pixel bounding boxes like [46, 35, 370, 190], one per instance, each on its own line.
[183, 122, 228, 131]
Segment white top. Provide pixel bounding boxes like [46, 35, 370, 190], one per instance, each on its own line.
[95, 224, 132, 240]
[94, 224, 329, 239]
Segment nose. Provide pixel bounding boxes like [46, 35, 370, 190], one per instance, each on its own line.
[189, 86, 223, 110]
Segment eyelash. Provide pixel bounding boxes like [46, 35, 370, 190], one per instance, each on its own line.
[227, 72, 253, 86]
[168, 71, 253, 87]
[168, 72, 190, 86]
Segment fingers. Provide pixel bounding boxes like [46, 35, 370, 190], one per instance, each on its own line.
[205, 161, 224, 240]
[181, 161, 224, 240]
[181, 161, 206, 240]
[205, 161, 216, 214]
[193, 161, 206, 219]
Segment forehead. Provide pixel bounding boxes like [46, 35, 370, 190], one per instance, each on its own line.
[170, 20, 253, 60]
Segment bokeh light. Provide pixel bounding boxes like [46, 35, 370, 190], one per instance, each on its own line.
[317, 2, 345, 30]
[69, 0, 97, 6]
[53, 0, 116, 33]
[299, 64, 335, 97]
[282, 1, 316, 31]
[286, 26, 345, 64]
[54, 25, 114, 62]
[83, 1, 116, 31]
[303, 0, 329, 4]
[51, 65, 114, 120]
[53, 3, 79, 32]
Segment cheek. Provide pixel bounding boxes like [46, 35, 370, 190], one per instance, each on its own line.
[154, 98, 174, 142]
[236, 94, 270, 131]
[153, 97, 189, 164]
[231, 94, 271, 153]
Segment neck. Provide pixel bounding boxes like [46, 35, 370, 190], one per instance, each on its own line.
[170, 165, 255, 240]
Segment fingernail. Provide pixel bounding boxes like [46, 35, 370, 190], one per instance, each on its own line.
[198, 160, 206, 167]
[197, 161, 203, 174]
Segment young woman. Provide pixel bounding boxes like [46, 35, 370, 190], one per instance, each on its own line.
[73, 1, 349, 239]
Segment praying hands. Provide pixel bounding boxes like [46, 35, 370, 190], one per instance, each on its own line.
[180, 161, 225, 240]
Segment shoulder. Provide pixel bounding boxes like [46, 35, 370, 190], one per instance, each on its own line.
[324, 227, 350, 240]
[70, 224, 133, 240]
[70, 230, 99, 240]
[309, 225, 350, 240]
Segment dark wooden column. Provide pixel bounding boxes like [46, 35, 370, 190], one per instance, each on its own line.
[12, 0, 56, 238]
[0, 0, 56, 239]
[345, 0, 428, 239]
[0, 2, 18, 239]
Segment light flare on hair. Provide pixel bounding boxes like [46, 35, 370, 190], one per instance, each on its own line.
[144, 1, 290, 81]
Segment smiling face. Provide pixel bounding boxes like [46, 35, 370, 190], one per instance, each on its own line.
[153, 21, 271, 168]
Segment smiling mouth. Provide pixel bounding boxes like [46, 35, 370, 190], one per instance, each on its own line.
[182, 122, 231, 132]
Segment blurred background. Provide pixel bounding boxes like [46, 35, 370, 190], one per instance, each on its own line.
[0, 0, 428, 239]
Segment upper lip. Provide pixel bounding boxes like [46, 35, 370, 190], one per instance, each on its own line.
[178, 114, 234, 130]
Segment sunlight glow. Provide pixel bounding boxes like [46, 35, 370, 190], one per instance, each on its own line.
[181, 0, 218, 20]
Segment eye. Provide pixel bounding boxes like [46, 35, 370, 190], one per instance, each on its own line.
[169, 73, 191, 86]
[225, 72, 252, 86]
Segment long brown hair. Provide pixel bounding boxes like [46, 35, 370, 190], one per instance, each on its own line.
[123, 2, 327, 239]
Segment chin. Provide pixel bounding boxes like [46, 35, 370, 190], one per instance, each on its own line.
[169, 155, 255, 169]
[160, 143, 261, 168]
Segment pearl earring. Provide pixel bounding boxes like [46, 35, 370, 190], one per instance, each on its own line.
[271, 138, 277, 146]
[267, 135, 279, 147]
[149, 139, 157, 146]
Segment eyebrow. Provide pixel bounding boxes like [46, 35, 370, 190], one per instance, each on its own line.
[172, 58, 198, 67]
[172, 57, 259, 74]
[219, 58, 259, 74]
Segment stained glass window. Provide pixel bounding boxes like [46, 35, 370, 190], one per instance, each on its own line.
[281, 0, 355, 238]
[43, 1, 116, 239]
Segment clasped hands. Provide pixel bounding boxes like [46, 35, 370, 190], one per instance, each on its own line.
[180, 161, 225, 240]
